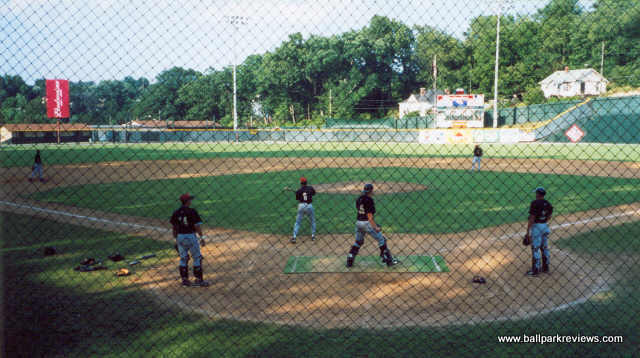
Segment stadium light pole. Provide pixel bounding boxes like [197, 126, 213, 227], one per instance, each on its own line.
[226, 15, 249, 140]
[492, 0, 502, 128]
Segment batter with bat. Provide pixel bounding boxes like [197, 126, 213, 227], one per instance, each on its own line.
[287, 177, 316, 243]
[346, 183, 399, 268]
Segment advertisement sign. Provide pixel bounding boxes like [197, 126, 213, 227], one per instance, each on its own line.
[418, 130, 447, 144]
[564, 124, 585, 143]
[46, 79, 70, 118]
[436, 94, 484, 108]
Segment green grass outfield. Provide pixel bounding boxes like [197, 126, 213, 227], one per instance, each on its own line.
[3, 212, 638, 357]
[30, 167, 640, 235]
[3, 141, 640, 167]
[283, 255, 449, 273]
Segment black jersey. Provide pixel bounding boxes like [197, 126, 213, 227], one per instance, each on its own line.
[34, 152, 42, 164]
[170, 206, 203, 234]
[356, 195, 375, 221]
[296, 185, 316, 204]
[473, 147, 483, 157]
[529, 199, 553, 223]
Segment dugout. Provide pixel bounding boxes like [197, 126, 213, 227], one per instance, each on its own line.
[0, 123, 92, 144]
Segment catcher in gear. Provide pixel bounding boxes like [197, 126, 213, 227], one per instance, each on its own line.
[346, 183, 399, 268]
[525, 187, 553, 276]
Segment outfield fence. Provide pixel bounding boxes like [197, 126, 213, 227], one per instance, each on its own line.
[2, 0, 640, 357]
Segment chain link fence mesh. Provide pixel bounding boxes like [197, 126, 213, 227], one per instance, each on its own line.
[1, 0, 639, 356]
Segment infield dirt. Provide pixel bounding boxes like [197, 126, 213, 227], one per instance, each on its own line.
[2, 156, 638, 328]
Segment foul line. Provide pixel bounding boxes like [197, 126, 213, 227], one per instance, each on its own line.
[431, 256, 442, 272]
[0, 200, 168, 232]
[496, 209, 639, 241]
[1, 200, 638, 243]
[291, 256, 299, 273]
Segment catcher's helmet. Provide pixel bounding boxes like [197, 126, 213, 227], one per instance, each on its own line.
[363, 183, 374, 193]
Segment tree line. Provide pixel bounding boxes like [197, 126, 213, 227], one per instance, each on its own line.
[1, 0, 638, 127]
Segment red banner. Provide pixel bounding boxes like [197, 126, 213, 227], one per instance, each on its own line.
[46, 79, 70, 118]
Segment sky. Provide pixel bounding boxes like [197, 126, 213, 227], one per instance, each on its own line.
[0, 0, 591, 85]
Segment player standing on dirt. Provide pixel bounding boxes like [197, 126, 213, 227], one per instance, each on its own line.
[471, 145, 483, 172]
[170, 193, 209, 287]
[346, 183, 399, 268]
[524, 187, 553, 276]
[28, 149, 45, 182]
[291, 177, 316, 243]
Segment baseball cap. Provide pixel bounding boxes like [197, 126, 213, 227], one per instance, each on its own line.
[533, 187, 546, 195]
[180, 193, 195, 202]
[300, 177, 307, 184]
[363, 183, 374, 193]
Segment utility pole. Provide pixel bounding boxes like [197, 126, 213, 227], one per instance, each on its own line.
[226, 15, 249, 141]
[600, 41, 605, 75]
[329, 88, 332, 117]
[492, 0, 501, 128]
[433, 54, 437, 116]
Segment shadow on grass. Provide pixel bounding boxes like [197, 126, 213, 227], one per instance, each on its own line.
[2, 212, 639, 357]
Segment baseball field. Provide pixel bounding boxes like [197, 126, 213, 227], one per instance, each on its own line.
[2, 141, 639, 356]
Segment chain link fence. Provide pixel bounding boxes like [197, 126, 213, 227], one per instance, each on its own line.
[2, 0, 640, 356]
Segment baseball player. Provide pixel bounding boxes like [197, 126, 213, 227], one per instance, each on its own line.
[471, 145, 483, 172]
[346, 183, 399, 268]
[290, 177, 316, 243]
[524, 187, 553, 276]
[28, 149, 45, 182]
[170, 193, 209, 287]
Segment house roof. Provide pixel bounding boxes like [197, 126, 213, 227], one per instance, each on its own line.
[128, 120, 166, 128]
[539, 68, 608, 85]
[1, 123, 91, 132]
[400, 89, 445, 104]
[128, 120, 218, 128]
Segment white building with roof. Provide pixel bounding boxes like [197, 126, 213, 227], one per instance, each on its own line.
[398, 88, 445, 118]
[539, 67, 608, 98]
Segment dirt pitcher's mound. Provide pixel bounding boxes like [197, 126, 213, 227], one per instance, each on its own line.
[315, 181, 428, 194]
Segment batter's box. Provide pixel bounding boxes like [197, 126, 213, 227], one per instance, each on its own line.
[283, 255, 449, 273]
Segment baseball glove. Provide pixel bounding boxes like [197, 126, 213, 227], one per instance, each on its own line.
[522, 233, 531, 246]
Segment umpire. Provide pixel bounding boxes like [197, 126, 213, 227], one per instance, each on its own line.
[170, 193, 209, 287]
[525, 187, 553, 276]
[346, 183, 399, 268]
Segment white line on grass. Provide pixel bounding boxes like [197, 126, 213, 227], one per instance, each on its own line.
[431, 256, 442, 272]
[496, 209, 639, 241]
[0, 200, 168, 232]
[291, 256, 299, 273]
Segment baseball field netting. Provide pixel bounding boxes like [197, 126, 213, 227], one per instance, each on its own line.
[1, 0, 639, 356]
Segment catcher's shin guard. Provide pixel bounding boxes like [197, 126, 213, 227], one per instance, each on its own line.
[379, 244, 398, 266]
[346, 245, 360, 267]
[192, 266, 210, 287]
[179, 266, 190, 286]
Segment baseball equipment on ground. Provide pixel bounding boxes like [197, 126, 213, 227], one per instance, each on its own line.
[116, 268, 131, 276]
[522, 233, 531, 246]
[472, 276, 486, 284]
[108, 253, 124, 262]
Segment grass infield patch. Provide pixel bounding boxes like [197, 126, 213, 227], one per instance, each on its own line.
[283, 255, 449, 273]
